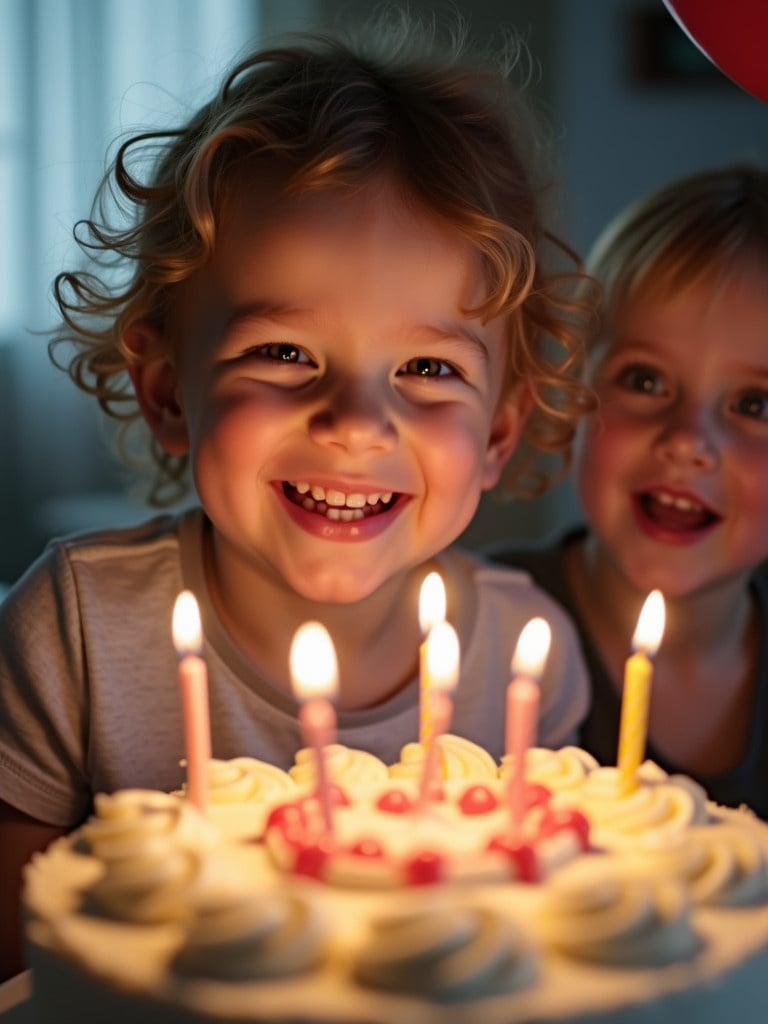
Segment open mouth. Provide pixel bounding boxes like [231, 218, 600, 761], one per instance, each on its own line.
[637, 490, 720, 533]
[283, 482, 399, 522]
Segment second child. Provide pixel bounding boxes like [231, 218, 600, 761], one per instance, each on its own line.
[492, 165, 768, 817]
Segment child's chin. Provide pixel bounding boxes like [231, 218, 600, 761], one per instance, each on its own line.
[289, 569, 387, 606]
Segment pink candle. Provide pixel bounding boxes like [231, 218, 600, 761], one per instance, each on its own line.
[418, 572, 446, 746]
[290, 621, 339, 836]
[418, 620, 460, 809]
[172, 591, 211, 814]
[506, 617, 551, 834]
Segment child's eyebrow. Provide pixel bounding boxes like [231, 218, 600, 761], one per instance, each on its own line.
[222, 306, 490, 361]
[418, 323, 490, 363]
[223, 304, 306, 339]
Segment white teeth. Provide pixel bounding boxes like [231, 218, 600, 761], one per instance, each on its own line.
[290, 483, 392, 509]
[653, 491, 702, 512]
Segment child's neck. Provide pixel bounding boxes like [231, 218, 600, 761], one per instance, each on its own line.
[204, 531, 432, 712]
[566, 534, 759, 776]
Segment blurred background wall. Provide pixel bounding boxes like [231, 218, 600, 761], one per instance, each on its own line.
[1, 0, 767, 585]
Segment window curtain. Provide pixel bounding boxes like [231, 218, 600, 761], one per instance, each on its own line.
[0, 0, 262, 563]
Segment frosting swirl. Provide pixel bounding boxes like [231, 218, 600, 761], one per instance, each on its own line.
[353, 904, 536, 999]
[535, 862, 699, 965]
[500, 746, 598, 791]
[78, 790, 212, 924]
[290, 744, 389, 788]
[623, 821, 768, 907]
[173, 889, 328, 980]
[196, 757, 296, 805]
[389, 734, 498, 781]
[555, 763, 709, 848]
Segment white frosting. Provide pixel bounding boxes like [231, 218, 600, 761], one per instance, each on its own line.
[389, 733, 498, 780]
[554, 761, 709, 848]
[290, 743, 390, 787]
[535, 861, 699, 965]
[194, 757, 297, 804]
[353, 903, 537, 999]
[621, 818, 768, 907]
[23, 751, 768, 1024]
[499, 746, 599, 790]
[172, 889, 329, 980]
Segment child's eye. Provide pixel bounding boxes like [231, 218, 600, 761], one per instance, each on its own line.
[256, 342, 311, 364]
[617, 365, 665, 395]
[731, 390, 768, 420]
[398, 356, 456, 378]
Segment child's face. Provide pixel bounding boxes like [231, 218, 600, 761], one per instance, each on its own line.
[162, 178, 523, 603]
[574, 262, 768, 599]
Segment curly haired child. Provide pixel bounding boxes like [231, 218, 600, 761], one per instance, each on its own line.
[0, 10, 595, 978]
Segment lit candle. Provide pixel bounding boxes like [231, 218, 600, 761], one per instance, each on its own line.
[417, 620, 460, 808]
[506, 617, 551, 833]
[418, 572, 446, 746]
[290, 621, 339, 835]
[617, 590, 666, 795]
[172, 590, 211, 814]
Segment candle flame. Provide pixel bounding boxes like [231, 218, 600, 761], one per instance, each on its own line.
[419, 571, 446, 634]
[632, 590, 665, 656]
[172, 590, 203, 656]
[510, 617, 551, 679]
[425, 620, 460, 693]
[290, 621, 339, 701]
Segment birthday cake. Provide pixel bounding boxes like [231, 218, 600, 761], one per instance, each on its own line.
[23, 737, 768, 1024]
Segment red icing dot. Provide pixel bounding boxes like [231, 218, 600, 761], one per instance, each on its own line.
[537, 808, 590, 850]
[349, 838, 384, 859]
[488, 836, 540, 882]
[328, 784, 351, 808]
[406, 850, 443, 885]
[458, 784, 499, 815]
[265, 801, 306, 834]
[524, 783, 552, 811]
[293, 835, 334, 879]
[377, 788, 414, 814]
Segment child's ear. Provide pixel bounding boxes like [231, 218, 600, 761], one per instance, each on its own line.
[481, 382, 532, 490]
[124, 320, 189, 456]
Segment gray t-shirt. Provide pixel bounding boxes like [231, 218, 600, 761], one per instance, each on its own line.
[0, 509, 589, 827]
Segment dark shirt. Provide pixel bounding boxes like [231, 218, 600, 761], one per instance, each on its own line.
[489, 528, 768, 819]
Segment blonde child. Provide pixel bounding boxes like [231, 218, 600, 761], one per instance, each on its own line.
[492, 165, 768, 818]
[0, 12, 595, 978]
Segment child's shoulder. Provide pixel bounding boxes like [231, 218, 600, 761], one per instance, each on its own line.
[51, 509, 196, 565]
[439, 542, 577, 634]
[5, 508, 204, 612]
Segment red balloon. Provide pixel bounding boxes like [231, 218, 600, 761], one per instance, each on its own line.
[663, 0, 768, 102]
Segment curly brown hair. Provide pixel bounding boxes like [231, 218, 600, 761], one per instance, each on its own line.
[49, 10, 597, 505]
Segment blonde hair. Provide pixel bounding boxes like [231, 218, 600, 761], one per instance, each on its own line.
[587, 163, 768, 346]
[50, 10, 596, 504]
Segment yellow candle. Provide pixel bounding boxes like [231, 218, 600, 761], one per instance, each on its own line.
[418, 572, 446, 746]
[617, 590, 666, 794]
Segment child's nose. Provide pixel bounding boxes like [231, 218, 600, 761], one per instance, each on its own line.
[652, 413, 719, 472]
[308, 381, 397, 454]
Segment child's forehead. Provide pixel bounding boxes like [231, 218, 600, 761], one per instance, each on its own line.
[215, 172, 481, 277]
